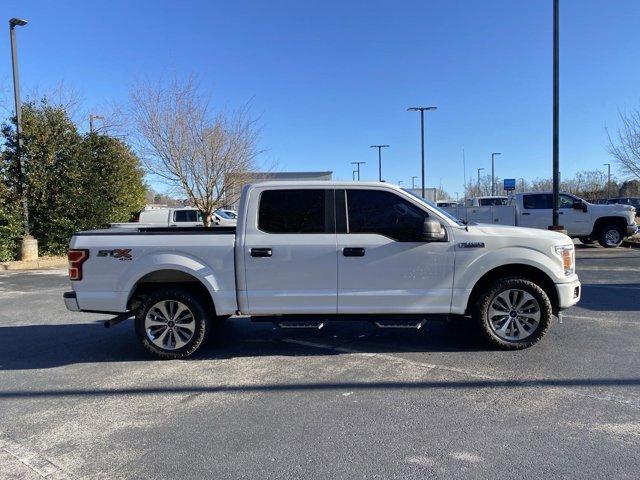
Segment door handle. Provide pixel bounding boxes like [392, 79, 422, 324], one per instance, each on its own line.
[559, 211, 564, 215]
[343, 247, 365, 257]
[521, 213, 531, 216]
[250, 248, 272, 258]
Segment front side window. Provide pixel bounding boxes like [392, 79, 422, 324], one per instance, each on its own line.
[346, 189, 428, 242]
[259, 189, 327, 233]
[559, 194, 576, 209]
[523, 194, 552, 210]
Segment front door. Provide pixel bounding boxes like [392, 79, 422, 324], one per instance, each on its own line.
[337, 188, 455, 314]
[558, 194, 592, 235]
[242, 188, 338, 315]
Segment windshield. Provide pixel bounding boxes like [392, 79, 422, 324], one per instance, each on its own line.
[402, 189, 465, 226]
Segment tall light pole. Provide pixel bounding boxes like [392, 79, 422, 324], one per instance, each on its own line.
[351, 161, 365, 181]
[89, 114, 104, 134]
[603, 163, 611, 198]
[352, 170, 357, 181]
[491, 152, 501, 196]
[10, 18, 33, 255]
[477, 167, 485, 194]
[398, 180, 404, 187]
[370, 145, 389, 182]
[407, 106, 437, 198]
[519, 177, 525, 192]
[411, 176, 418, 189]
[551, 0, 561, 229]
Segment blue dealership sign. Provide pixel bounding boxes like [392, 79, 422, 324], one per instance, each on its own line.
[503, 178, 516, 191]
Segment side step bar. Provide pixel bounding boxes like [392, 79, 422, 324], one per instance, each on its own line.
[251, 315, 441, 330]
[374, 319, 427, 329]
[277, 320, 325, 329]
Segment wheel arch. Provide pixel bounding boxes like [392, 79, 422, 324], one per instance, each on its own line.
[465, 264, 559, 316]
[591, 216, 627, 237]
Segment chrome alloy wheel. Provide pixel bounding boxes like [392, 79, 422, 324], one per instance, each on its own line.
[144, 300, 196, 350]
[604, 228, 621, 246]
[488, 289, 541, 341]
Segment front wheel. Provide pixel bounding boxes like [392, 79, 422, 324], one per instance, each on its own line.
[474, 277, 552, 350]
[597, 224, 623, 248]
[135, 288, 208, 359]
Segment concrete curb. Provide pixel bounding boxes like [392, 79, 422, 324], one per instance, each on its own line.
[622, 240, 640, 249]
[0, 257, 67, 271]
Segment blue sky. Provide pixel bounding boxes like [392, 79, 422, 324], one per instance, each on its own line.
[2, 0, 639, 195]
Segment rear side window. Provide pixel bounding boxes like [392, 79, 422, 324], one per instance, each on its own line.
[174, 210, 201, 222]
[523, 194, 552, 209]
[259, 189, 328, 233]
[346, 189, 428, 242]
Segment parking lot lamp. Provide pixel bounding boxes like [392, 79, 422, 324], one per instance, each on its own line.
[351, 161, 365, 181]
[477, 167, 485, 195]
[491, 152, 501, 196]
[370, 145, 389, 182]
[10, 17, 37, 260]
[407, 106, 437, 198]
[603, 163, 611, 198]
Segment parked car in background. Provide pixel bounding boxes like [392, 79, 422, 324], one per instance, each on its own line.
[436, 200, 460, 208]
[213, 209, 238, 226]
[464, 196, 510, 207]
[65, 181, 581, 358]
[110, 207, 204, 229]
[442, 192, 637, 247]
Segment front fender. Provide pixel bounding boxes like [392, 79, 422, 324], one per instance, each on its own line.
[451, 246, 563, 315]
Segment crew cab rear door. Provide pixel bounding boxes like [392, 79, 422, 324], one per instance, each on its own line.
[336, 188, 455, 314]
[241, 187, 338, 315]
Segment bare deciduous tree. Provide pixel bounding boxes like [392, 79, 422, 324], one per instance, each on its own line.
[130, 78, 259, 225]
[608, 107, 640, 180]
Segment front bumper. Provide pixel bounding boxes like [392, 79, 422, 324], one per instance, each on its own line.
[627, 224, 638, 236]
[63, 291, 81, 312]
[555, 279, 581, 310]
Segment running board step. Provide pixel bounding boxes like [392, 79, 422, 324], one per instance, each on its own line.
[373, 319, 427, 329]
[277, 320, 325, 329]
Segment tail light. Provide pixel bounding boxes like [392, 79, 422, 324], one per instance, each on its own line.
[68, 249, 89, 281]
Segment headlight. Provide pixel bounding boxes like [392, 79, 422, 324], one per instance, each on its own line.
[554, 244, 575, 276]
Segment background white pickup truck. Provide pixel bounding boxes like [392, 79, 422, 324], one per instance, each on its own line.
[110, 207, 238, 229]
[64, 182, 581, 358]
[443, 192, 637, 247]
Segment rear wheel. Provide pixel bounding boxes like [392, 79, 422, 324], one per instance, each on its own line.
[135, 288, 208, 359]
[597, 224, 623, 248]
[578, 236, 595, 245]
[474, 277, 552, 350]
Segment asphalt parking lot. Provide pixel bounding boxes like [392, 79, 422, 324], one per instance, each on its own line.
[1, 244, 639, 480]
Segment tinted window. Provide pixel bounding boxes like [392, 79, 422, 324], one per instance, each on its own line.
[347, 190, 428, 242]
[523, 194, 552, 209]
[480, 198, 508, 206]
[259, 189, 327, 233]
[559, 194, 576, 209]
[174, 210, 201, 222]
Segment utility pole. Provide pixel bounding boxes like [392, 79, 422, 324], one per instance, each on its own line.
[491, 152, 501, 196]
[462, 148, 467, 197]
[477, 168, 485, 195]
[351, 161, 365, 181]
[603, 163, 611, 198]
[398, 180, 404, 187]
[352, 170, 357, 181]
[370, 145, 389, 182]
[407, 106, 437, 198]
[519, 178, 525, 192]
[89, 114, 104, 134]
[551, 0, 562, 229]
[10, 17, 37, 260]
[411, 176, 418, 190]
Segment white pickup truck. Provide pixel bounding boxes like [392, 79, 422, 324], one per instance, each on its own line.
[445, 192, 637, 247]
[64, 182, 581, 358]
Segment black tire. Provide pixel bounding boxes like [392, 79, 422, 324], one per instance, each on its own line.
[473, 277, 552, 350]
[578, 236, 596, 245]
[597, 224, 624, 248]
[135, 288, 208, 359]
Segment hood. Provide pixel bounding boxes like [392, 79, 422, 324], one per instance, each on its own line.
[468, 223, 571, 244]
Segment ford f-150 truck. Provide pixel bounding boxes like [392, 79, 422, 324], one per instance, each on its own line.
[64, 182, 581, 359]
[444, 192, 637, 247]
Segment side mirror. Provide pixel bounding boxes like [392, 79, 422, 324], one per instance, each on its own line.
[422, 218, 446, 241]
[572, 200, 587, 212]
